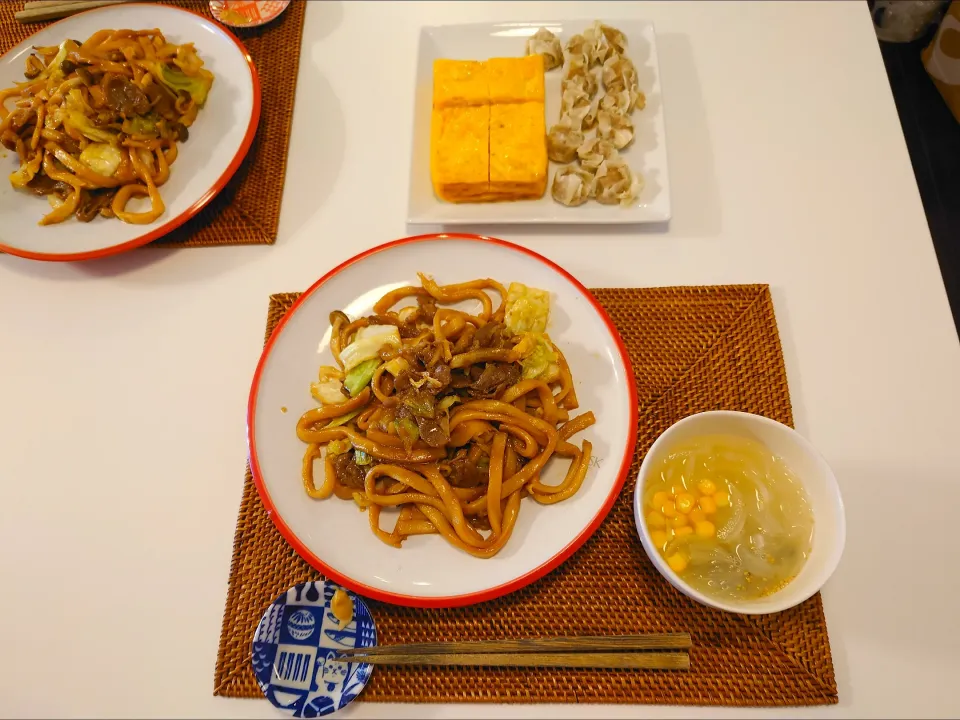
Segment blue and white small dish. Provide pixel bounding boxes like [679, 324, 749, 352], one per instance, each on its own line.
[252, 580, 377, 717]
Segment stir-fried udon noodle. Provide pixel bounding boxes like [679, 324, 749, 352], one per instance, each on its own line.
[0, 29, 214, 225]
[296, 275, 596, 558]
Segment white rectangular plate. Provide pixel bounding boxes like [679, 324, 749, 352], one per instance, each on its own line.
[407, 20, 671, 225]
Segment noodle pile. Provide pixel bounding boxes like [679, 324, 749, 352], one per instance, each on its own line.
[0, 29, 214, 225]
[296, 275, 596, 558]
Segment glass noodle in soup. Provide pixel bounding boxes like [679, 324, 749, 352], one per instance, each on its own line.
[642, 434, 814, 602]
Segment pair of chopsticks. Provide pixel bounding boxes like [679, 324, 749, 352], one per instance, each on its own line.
[17, 0, 133, 23]
[330, 634, 691, 670]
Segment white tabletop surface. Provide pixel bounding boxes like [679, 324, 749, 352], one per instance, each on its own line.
[2, 1, 959, 718]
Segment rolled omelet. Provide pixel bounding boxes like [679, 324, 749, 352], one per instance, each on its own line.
[432, 59, 489, 108]
[489, 102, 547, 200]
[487, 55, 545, 104]
[430, 105, 490, 202]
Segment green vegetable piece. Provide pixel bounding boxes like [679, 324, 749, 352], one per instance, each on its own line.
[354, 450, 373, 466]
[343, 358, 380, 397]
[326, 439, 352, 456]
[398, 417, 419, 445]
[325, 409, 361, 429]
[153, 63, 214, 106]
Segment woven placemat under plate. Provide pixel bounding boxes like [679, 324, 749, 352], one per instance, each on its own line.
[214, 285, 838, 706]
[0, 0, 305, 247]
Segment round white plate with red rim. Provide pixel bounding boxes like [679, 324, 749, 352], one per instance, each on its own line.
[0, 3, 260, 262]
[248, 234, 637, 608]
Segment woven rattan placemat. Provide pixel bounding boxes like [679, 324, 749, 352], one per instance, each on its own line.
[214, 285, 838, 706]
[0, 0, 305, 247]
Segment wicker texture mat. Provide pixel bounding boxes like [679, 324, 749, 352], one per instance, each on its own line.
[0, 0, 305, 247]
[215, 285, 838, 706]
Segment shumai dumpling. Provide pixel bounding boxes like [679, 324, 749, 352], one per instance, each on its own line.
[597, 22, 628, 56]
[551, 166, 595, 207]
[547, 123, 585, 163]
[565, 34, 590, 61]
[561, 54, 598, 97]
[582, 96, 600, 131]
[560, 85, 593, 129]
[594, 157, 642, 206]
[597, 108, 635, 149]
[582, 21, 614, 65]
[600, 87, 641, 115]
[602, 53, 639, 94]
[577, 137, 618, 173]
[526, 28, 564, 71]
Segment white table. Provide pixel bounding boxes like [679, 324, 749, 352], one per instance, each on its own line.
[2, 1, 958, 718]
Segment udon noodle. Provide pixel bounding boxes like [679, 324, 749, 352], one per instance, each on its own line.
[0, 29, 214, 225]
[296, 274, 595, 558]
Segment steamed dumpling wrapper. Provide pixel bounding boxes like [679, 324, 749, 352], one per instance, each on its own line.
[594, 157, 642, 206]
[597, 109, 635, 149]
[602, 53, 639, 94]
[560, 85, 594, 130]
[551, 166, 595, 207]
[561, 54, 598, 98]
[582, 96, 600, 131]
[576, 137, 618, 172]
[547, 123, 585, 163]
[597, 22, 628, 57]
[581, 21, 612, 65]
[600, 87, 643, 115]
[565, 34, 591, 63]
[526, 28, 564, 71]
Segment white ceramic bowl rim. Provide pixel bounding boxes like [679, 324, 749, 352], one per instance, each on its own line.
[633, 410, 846, 615]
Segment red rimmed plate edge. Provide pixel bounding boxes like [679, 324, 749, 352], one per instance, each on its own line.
[246, 232, 639, 608]
[0, 2, 262, 263]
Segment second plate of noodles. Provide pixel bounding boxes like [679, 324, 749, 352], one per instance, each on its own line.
[0, 3, 259, 261]
[1, 28, 214, 226]
[250, 234, 637, 607]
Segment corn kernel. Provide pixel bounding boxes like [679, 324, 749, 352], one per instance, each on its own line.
[650, 530, 670, 550]
[697, 478, 716, 495]
[652, 491, 670, 508]
[675, 525, 694, 536]
[689, 508, 707, 524]
[671, 514, 689, 529]
[715, 491, 729, 507]
[675, 492, 696, 514]
[670, 483, 684, 497]
[646, 510, 666, 529]
[699, 495, 717, 514]
[661, 501, 677, 518]
[667, 553, 688, 573]
[695, 520, 716, 538]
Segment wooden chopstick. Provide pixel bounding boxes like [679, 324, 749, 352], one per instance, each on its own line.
[17, 0, 132, 23]
[330, 651, 690, 670]
[335, 633, 691, 658]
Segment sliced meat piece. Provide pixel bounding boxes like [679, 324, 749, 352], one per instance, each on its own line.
[465, 362, 522, 399]
[103, 74, 151, 116]
[332, 452, 366, 490]
[445, 452, 488, 488]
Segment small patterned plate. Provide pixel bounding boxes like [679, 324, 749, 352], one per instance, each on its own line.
[210, 0, 291, 28]
[252, 580, 377, 717]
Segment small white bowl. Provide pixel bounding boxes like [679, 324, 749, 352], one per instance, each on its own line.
[633, 411, 846, 615]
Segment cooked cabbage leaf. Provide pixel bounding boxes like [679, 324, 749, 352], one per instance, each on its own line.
[339, 324, 401, 372]
[148, 63, 214, 106]
[343, 358, 381, 397]
[504, 282, 550, 336]
[517, 333, 560, 381]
